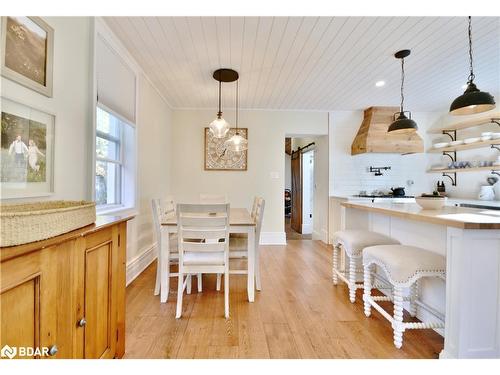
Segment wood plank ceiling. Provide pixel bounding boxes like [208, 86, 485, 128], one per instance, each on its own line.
[105, 17, 500, 112]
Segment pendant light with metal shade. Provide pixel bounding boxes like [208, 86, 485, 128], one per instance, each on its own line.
[209, 69, 239, 138]
[449, 16, 496, 115]
[225, 79, 248, 152]
[388, 49, 418, 133]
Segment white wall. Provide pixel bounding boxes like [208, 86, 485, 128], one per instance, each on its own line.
[329, 108, 500, 200]
[1, 17, 93, 202]
[301, 150, 314, 234]
[284, 154, 291, 190]
[171, 109, 328, 243]
[1, 17, 173, 283]
[313, 135, 329, 242]
[129, 76, 172, 266]
[329, 111, 440, 197]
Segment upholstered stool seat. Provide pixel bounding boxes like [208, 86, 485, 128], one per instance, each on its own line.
[333, 230, 399, 257]
[332, 230, 399, 303]
[362, 244, 446, 349]
[363, 245, 445, 286]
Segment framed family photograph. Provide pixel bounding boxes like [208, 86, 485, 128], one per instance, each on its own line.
[1, 97, 55, 199]
[204, 127, 248, 171]
[1, 16, 54, 97]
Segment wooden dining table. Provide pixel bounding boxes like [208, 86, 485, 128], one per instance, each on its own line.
[159, 208, 257, 303]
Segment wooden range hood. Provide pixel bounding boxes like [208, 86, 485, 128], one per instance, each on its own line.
[351, 106, 424, 155]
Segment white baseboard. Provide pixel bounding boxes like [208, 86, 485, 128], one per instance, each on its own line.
[126, 242, 157, 286]
[302, 223, 313, 234]
[312, 228, 329, 244]
[260, 231, 287, 245]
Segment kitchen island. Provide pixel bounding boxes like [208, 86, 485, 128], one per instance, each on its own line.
[341, 201, 500, 359]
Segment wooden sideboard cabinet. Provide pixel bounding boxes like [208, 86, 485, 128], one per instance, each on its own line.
[0, 215, 132, 359]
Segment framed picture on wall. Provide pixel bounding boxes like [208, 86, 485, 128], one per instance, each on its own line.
[1, 97, 55, 199]
[1, 17, 54, 97]
[204, 127, 248, 171]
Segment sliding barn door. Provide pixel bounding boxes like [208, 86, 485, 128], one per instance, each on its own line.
[291, 150, 302, 233]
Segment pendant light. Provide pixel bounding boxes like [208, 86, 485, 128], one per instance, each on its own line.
[388, 49, 418, 133]
[450, 16, 495, 115]
[209, 69, 238, 138]
[225, 79, 248, 152]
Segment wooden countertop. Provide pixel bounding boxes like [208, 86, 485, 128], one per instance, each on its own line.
[1, 213, 135, 261]
[341, 201, 500, 229]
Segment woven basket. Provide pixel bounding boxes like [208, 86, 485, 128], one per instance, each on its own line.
[0, 200, 96, 247]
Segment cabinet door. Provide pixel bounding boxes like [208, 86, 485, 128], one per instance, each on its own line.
[0, 247, 57, 359]
[82, 228, 118, 359]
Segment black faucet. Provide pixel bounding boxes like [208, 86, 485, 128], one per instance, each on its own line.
[369, 166, 391, 176]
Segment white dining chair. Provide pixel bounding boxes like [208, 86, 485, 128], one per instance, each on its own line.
[228, 197, 265, 291]
[199, 193, 228, 204]
[200, 193, 228, 290]
[152, 198, 200, 299]
[175, 203, 231, 319]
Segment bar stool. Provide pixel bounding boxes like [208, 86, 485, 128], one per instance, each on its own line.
[332, 230, 399, 303]
[362, 245, 446, 349]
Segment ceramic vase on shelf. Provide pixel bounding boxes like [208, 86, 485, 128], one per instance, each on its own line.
[478, 185, 495, 201]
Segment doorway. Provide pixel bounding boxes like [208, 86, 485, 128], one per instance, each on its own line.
[285, 138, 315, 240]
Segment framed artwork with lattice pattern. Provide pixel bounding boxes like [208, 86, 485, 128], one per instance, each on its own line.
[204, 127, 247, 171]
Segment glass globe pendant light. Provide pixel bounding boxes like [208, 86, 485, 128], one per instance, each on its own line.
[449, 16, 495, 115]
[209, 78, 230, 138]
[388, 49, 418, 133]
[225, 79, 248, 152]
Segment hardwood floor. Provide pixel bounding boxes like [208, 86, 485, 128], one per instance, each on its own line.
[125, 240, 443, 359]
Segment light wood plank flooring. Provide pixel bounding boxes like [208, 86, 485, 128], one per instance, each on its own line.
[125, 240, 443, 358]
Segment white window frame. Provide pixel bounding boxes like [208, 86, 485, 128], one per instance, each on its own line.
[95, 103, 126, 210]
[91, 18, 139, 216]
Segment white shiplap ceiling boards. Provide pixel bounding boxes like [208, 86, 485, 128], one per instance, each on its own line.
[105, 17, 500, 112]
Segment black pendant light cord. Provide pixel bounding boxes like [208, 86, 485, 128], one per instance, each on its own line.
[400, 57, 405, 113]
[235, 80, 239, 134]
[217, 80, 222, 118]
[467, 16, 475, 84]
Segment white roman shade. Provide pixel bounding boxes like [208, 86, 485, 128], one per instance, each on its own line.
[96, 34, 136, 124]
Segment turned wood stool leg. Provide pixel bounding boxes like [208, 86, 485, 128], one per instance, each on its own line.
[332, 245, 339, 285]
[197, 273, 203, 292]
[187, 275, 192, 294]
[393, 286, 404, 349]
[409, 280, 418, 318]
[363, 264, 372, 317]
[348, 256, 357, 303]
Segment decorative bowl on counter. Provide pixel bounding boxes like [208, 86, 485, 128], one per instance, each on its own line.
[415, 195, 447, 210]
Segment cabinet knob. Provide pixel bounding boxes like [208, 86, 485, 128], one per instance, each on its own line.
[78, 318, 87, 327]
[48, 345, 58, 356]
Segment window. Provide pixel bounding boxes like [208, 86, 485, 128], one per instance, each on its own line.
[94, 28, 137, 212]
[95, 105, 134, 209]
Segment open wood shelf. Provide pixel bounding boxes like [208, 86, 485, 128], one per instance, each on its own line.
[427, 113, 500, 134]
[428, 138, 500, 153]
[428, 166, 500, 174]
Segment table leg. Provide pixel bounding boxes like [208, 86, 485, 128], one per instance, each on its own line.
[247, 227, 255, 302]
[255, 238, 262, 291]
[160, 228, 170, 303]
